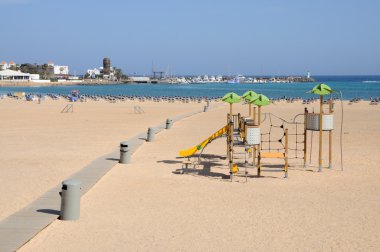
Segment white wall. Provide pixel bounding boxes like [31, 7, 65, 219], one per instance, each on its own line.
[54, 65, 69, 75]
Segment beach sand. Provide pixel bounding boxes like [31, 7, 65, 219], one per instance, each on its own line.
[0, 98, 204, 220]
[2, 98, 379, 251]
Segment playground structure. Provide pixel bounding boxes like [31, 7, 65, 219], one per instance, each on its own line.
[179, 83, 341, 181]
[304, 83, 335, 171]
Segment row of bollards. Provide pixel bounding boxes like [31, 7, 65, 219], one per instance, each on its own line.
[58, 112, 203, 221]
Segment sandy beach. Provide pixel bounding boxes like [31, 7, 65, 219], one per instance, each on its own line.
[0, 98, 204, 220]
[1, 97, 380, 251]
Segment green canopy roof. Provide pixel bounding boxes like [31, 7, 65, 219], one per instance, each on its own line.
[252, 94, 270, 106]
[222, 92, 241, 104]
[242, 90, 258, 102]
[308, 83, 333, 96]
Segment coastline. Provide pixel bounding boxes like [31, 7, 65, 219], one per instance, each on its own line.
[0, 80, 123, 87]
[1, 80, 380, 101]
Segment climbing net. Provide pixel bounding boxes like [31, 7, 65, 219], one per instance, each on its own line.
[260, 113, 305, 160]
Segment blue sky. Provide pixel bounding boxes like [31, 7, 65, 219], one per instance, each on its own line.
[0, 0, 379, 75]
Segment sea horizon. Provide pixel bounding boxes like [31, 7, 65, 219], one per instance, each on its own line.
[1, 75, 380, 100]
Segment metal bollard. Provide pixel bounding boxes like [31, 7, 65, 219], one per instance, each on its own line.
[60, 179, 81, 221]
[166, 118, 173, 129]
[147, 127, 155, 142]
[120, 141, 131, 164]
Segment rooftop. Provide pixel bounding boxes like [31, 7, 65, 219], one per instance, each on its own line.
[0, 69, 31, 76]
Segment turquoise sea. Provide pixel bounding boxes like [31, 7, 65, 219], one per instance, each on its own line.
[1, 76, 380, 100]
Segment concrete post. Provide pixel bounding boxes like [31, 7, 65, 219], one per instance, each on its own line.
[60, 179, 81, 221]
[147, 127, 155, 142]
[166, 118, 173, 129]
[120, 141, 131, 164]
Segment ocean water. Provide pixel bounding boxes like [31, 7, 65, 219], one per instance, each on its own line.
[1, 76, 380, 100]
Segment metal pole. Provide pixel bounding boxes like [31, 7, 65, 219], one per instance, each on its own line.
[229, 103, 234, 181]
[245, 146, 248, 182]
[319, 95, 323, 172]
[229, 120, 234, 181]
[257, 105, 262, 176]
[304, 108, 308, 169]
[285, 129, 289, 178]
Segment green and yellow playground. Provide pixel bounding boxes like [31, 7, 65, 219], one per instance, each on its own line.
[178, 83, 343, 181]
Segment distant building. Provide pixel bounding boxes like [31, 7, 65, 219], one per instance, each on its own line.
[53, 65, 69, 75]
[103, 58, 111, 75]
[86, 68, 101, 78]
[85, 58, 116, 80]
[0, 69, 33, 81]
[0, 61, 17, 70]
[30, 74, 40, 80]
[0, 61, 7, 70]
[47, 61, 69, 75]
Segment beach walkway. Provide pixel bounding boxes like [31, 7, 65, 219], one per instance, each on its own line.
[0, 150, 120, 252]
[0, 107, 206, 252]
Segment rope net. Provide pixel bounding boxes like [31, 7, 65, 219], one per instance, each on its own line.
[260, 113, 305, 160]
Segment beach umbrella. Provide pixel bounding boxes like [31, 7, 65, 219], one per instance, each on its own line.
[222, 92, 241, 117]
[307, 83, 333, 172]
[242, 90, 258, 117]
[252, 94, 270, 126]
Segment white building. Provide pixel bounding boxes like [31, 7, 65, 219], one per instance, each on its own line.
[86, 68, 101, 78]
[0, 70, 32, 81]
[47, 61, 69, 75]
[30, 74, 40, 80]
[0, 61, 7, 70]
[0, 61, 16, 70]
[53, 65, 69, 75]
[86, 66, 116, 79]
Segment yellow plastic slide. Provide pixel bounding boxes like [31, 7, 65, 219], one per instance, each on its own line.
[179, 125, 228, 157]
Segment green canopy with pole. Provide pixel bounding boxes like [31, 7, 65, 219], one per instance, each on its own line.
[221, 92, 241, 181]
[222, 92, 241, 117]
[308, 83, 333, 96]
[307, 83, 333, 172]
[252, 94, 270, 126]
[242, 90, 258, 117]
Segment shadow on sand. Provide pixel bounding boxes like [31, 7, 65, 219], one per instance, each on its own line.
[36, 209, 60, 216]
[158, 154, 291, 180]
